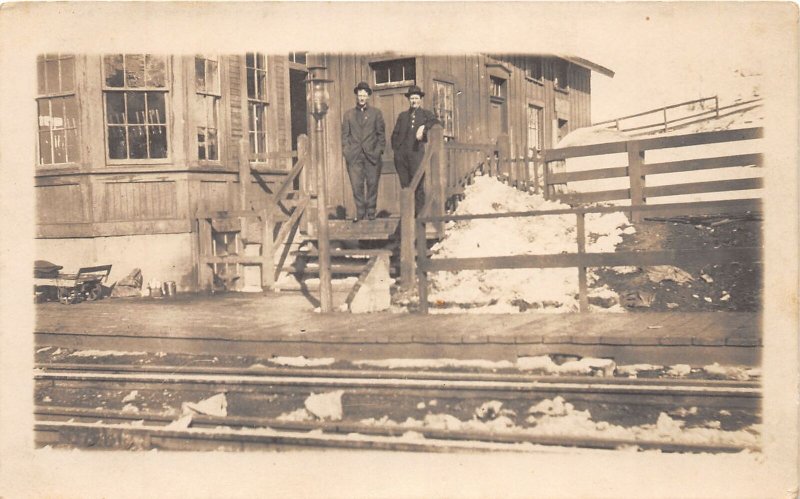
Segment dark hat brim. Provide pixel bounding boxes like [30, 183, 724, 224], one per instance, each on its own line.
[405, 89, 425, 98]
[354, 83, 373, 95]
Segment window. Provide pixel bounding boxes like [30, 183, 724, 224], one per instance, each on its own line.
[490, 76, 506, 100]
[526, 57, 543, 82]
[288, 52, 307, 65]
[103, 54, 169, 160]
[37, 54, 79, 165]
[554, 59, 569, 91]
[195, 55, 220, 161]
[246, 52, 268, 160]
[371, 58, 415, 85]
[432, 80, 456, 139]
[527, 105, 543, 156]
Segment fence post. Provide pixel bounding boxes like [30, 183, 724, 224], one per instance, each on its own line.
[198, 217, 213, 291]
[416, 218, 429, 314]
[400, 189, 416, 291]
[576, 211, 588, 312]
[261, 209, 275, 289]
[627, 141, 646, 223]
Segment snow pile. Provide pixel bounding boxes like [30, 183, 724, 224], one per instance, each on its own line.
[68, 349, 148, 357]
[353, 358, 514, 370]
[304, 390, 344, 421]
[268, 356, 336, 367]
[426, 175, 631, 313]
[181, 393, 228, 417]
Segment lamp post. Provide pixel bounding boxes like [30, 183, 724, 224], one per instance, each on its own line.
[306, 66, 333, 312]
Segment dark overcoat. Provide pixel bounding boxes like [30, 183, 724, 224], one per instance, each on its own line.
[341, 105, 386, 166]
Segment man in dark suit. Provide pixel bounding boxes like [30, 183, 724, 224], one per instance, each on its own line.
[341, 81, 386, 222]
[391, 85, 439, 215]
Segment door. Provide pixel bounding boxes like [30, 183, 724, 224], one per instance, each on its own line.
[289, 68, 308, 191]
[371, 86, 412, 216]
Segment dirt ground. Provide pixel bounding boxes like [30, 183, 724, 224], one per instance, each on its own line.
[594, 212, 763, 312]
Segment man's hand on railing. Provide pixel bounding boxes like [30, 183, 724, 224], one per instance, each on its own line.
[416, 125, 425, 141]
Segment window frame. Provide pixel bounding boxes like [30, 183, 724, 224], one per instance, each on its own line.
[432, 79, 457, 140]
[101, 54, 172, 165]
[489, 76, 507, 104]
[526, 103, 544, 157]
[524, 57, 544, 85]
[195, 54, 222, 163]
[553, 58, 570, 93]
[246, 52, 270, 162]
[370, 58, 417, 88]
[36, 54, 81, 169]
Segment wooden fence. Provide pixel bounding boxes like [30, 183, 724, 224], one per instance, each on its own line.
[541, 127, 764, 221]
[592, 95, 763, 136]
[414, 198, 763, 313]
[195, 135, 310, 291]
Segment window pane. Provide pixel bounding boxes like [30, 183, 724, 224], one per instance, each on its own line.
[60, 57, 75, 93]
[256, 70, 266, 100]
[195, 57, 206, 92]
[197, 128, 206, 160]
[207, 59, 219, 93]
[146, 92, 166, 123]
[257, 131, 266, 155]
[37, 59, 46, 95]
[104, 54, 124, 87]
[105, 92, 126, 124]
[374, 66, 388, 84]
[52, 130, 67, 163]
[39, 131, 52, 164]
[247, 68, 255, 100]
[125, 54, 145, 88]
[248, 104, 257, 133]
[45, 58, 59, 94]
[66, 128, 79, 162]
[51, 97, 66, 129]
[127, 92, 146, 124]
[193, 93, 206, 126]
[107, 126, 127, 159]
[404, 60, 415, 81]
[146, 55, 166, 88]
[64, 96, 79, 129]
[129, 126, 148, 158]
[210, 97, 218, 127]
[38, 100, 51, 131]
[207, 129, 218, 160]
[246, 52, 254, 68]
[257, 53, 265, 69]
[149, 126, 168, 158]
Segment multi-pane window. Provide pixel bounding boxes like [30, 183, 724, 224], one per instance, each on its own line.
[103, 54, 169, 160]
[432, 80, 455, 139]
[526, 57, 543, 82]
[554, 59, 569, 90]
[37, 54, 79, 165]
[288, 52, 307, 65]
[195, 55, 220, 161]
[371, 58, 415, 85]
[527, 105, 543, 156]
[489, 76, 506, 100]
[246, 52, 268, 160]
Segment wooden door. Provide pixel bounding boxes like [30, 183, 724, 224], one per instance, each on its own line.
[371, 86, 411, 216]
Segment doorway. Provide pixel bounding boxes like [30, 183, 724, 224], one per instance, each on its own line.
[289, 69, 308, 154]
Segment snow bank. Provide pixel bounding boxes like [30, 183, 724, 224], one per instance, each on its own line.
[352, 358, 515, 370]
[268, 356, 336, 367]
[426, 176, 631, 313]
[305, 390, 344, 421]
[68, 349, 148, 357]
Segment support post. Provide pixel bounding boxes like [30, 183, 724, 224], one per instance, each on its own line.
[400, 189, 415, 291]
[416, 218, 429, 313]
[238, 139, 250, 242]
[198, 217, 213, 291]
[576, 211, 588, 312]
[261, 209, 275, 289]
[314, 119, 333, 312]
[627, 141, 646, 223]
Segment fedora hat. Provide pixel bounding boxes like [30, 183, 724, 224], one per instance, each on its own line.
[353, 81, 373, 95]
[405, 85, 425, 98]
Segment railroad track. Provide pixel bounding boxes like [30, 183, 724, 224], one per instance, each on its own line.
[35, 363, 761, 453]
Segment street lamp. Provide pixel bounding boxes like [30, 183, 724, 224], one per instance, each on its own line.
[306, 66, 334, 312]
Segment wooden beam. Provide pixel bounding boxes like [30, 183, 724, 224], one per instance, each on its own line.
[642, 153, 763, 176]
[644, 178, 764, 198]
[549, 165, 629, 183]
[627, 141, 646, 223]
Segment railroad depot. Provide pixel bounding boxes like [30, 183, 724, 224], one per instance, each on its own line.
[34, 52, 614, 294]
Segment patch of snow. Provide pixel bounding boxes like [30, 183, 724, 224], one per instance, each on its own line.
[416, 402, 426, 410]
[36, 346, 52, 354]
[277, 408, 313, 422]
[305, 390, 344, 421]
[616, 364, 663, 377]
[703, 363, 752, 381]
[51, 348, 63, 356]
[667, 364, 692, 377]
[268, 356, 336, 367]
[609, 265, 639, 274]
[352, 358, 514, 370]
[516, 355, 615, 376]
[69, 349, 148, 358]
[42, 395, 52, 403]
[121, 404, 139, 414]
[181, 393, 228, 417]
[165, 415, 193, 429]
[121, 390, 138, 403]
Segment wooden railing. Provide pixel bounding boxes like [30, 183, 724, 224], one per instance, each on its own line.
[399, 125, 493, 289]
[195, 135, 310, 291]
[542, 127, 764, 221]
[414, 198, 763, 313]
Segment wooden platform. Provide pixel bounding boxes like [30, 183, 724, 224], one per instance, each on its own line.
[34, 292, 762, 366]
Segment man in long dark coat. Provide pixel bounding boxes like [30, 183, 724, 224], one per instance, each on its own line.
[391, 85, 439, 215]
[341, 81, 386, 222]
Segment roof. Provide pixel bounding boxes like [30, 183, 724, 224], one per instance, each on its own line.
[561, 56, 615, 78]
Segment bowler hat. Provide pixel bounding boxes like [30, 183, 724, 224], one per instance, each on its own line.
[405, 85, 425, 98]
[353, 81, 373, 95]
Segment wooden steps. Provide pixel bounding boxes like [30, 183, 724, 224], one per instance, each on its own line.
[328, 217, 400, 240]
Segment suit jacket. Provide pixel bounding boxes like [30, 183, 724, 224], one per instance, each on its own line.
[391, 107, 439, 152]
[341, 105, 386, 166]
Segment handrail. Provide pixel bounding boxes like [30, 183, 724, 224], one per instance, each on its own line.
[593, 95, 720, 126]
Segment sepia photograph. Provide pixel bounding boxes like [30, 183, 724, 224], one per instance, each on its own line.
[1, 2, 797, 498]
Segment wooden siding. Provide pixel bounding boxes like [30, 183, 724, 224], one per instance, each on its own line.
[36, 183, 86, 223]
[100, 181, 177, 221]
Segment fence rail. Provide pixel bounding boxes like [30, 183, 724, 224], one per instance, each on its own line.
[414, 199, 763, 313]
[541, 127, 764, 220]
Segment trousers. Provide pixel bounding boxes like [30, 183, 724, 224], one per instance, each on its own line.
[394, 147, 425, 215]
[346, 157, 381, 218]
